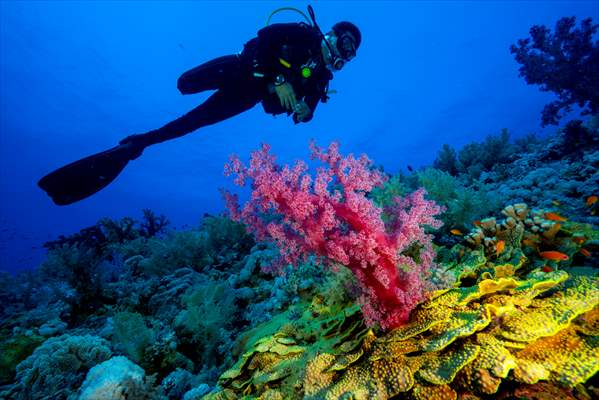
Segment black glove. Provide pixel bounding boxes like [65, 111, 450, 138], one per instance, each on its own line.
[119, 134, 149, 160]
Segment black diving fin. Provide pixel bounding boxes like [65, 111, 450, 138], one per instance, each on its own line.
[38, 143, 138, 206]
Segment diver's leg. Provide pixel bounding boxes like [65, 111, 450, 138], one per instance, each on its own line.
[177, 55, 243, 95]
[120, 88, 259, 158]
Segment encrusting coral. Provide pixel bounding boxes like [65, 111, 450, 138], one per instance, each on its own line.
[204, 268, 599, 399]
[438, 202, 596, 285]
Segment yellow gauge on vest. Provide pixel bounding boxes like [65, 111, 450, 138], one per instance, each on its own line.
[278, 58, 291, 68]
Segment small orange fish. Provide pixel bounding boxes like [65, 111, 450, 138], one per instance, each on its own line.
[522, 239, 537, 248]
[541, 265, 554, 273]
[472, 220, 482, 227]
[495, 240, 505, 256]
[544, 212, 567, 222]
[572, 236, 586, 245]
[586, 195, 598, 206]
[539, 250, 569, 261]
[450, 229, 463, 236]
[580, 248, 591, 257]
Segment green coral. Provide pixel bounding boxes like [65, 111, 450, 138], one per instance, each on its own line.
[0, 333, 45, 385]
[174, 281, 237, 366]
[416, 168, 497, 232]
[113, 312, 156, 364]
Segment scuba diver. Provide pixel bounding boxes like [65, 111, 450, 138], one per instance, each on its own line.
[38, 6, 361, 205]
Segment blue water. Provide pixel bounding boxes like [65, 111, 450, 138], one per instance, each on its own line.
[0, 0, 597, 274]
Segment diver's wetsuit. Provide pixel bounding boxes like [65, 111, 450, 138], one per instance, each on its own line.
[124, 22, 333, 153]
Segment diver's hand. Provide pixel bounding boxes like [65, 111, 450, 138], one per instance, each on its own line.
[274, 82, 298, 111]
[294, 101, 312, 122]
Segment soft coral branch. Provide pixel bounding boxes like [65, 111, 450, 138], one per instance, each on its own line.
[222, 142, 442, 329]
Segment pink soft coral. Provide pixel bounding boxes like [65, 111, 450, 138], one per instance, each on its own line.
[223, 142, 443, 329]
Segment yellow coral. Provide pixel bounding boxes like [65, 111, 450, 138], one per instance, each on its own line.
[417, 342, 480, 385]
[303, 353, 337, 398]
[210, 271, 598, 399]
[320, 356, 415, 399]
[423, 307, 490, 352]
[457, 364, 503, 395]
[500, 275, 599, 342]
[576, 305, 599, 336]
[455, 333, 517, 394]
[411, 383, 457, 400]
[458, 277, 520, 304]
[513, 325, 599, 386]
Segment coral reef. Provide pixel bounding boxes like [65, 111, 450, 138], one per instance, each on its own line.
[1, 112, 598, 400]
[428, 117, 598, 228]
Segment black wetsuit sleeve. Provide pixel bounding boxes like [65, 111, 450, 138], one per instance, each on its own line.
[256, 23, 318, 83]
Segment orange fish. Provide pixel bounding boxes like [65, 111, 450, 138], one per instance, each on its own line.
[522, 239, 537, 248]
[539, 250, 569, 261]
[572, 236, 586, 245]
[450, 229, 463, 236]
[544, 212, 567, 222]
[586, 195, 598, 206]
[541, 265, 554, 273]
[495, 240, 505, 256]
[580, 248, 591, 257]
[473, 220, 482, 227]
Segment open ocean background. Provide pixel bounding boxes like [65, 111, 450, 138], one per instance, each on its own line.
[1, 0, 597, 273]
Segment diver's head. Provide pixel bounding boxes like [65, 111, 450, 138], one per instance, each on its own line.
[322, 21, 361, 71]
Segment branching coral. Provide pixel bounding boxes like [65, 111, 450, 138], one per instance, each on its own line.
[113, 312, 156, 364]
[173, 282, 238, 368]
[223, 142, 443, 329]
[414, 167, 497, 234]
[510, 17, 599, 126]
[432, 129, 516, 181]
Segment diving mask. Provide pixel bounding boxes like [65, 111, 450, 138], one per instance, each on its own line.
[323, 32, 356, 71]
